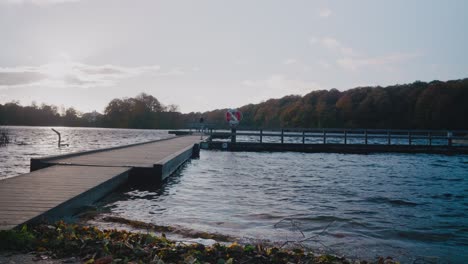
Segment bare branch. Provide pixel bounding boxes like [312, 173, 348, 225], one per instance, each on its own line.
[273, 217, 336, 253]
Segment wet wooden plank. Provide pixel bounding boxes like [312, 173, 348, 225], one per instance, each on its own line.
[0, 165, 129, 230]
[46, 136, 201, 167]
[1, 136, 201, 230]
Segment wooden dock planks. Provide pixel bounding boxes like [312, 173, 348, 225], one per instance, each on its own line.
[1, 135, 202, 230]
[44, 135, 201, 167]
[0, 165, 129, 230]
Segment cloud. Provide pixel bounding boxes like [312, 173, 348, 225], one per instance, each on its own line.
[310, 36, 420, 71]
[319, 8, 332, 18]
[337, 52, 421, 70]
[317, 60, 331, 69]
[320, 37, 357, 56]
[63, 75, 92, 85]
[158, 68, 185, 76]
[0, 94, 7, 104]
[283, 59, 297, 65]
[0, 62, 160, 89]
[78, 67, 124, 75]
[234, 58, 249, 65]
[0, 0, 79, 5]
[242, 75, 322, 95]
[308, 37, 318, 45]
[0, 71, 47, 86]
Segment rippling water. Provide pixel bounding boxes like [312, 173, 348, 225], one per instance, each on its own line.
[103, 151, 468, 263]
[0, 126, 172, 179]
[1, 127, 467, 263]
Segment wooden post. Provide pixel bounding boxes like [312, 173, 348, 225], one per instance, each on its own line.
[0, 131, 9, 146]
[323, 129, 326, 144]
[302, 131, 305, 144]
[428, 132, 432, 146]
[281, 129, 284, 144]
[260, 129, 263, 143]
[192, 144, 201, 158]
[231, 128, 236, 143]
[387, 131, 391, 145]
[364, 130, 368, 145]
[408, 131, 412, 145]
[344, 130, 347, 144]
[51, 128, 61, 148]
[447, 131, 453, 147]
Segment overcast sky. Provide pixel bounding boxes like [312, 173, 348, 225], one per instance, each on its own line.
[0, 0, 467, 113]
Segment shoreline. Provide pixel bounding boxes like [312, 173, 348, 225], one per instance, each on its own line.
[0, 221, 399, 264]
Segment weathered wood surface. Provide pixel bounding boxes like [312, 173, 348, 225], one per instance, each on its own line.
[0, 165, 129, 230]
[1, 136, 202, 230]
[43, 135, 202, 167]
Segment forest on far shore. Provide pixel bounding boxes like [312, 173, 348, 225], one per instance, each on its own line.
[1, 78, 468, 130]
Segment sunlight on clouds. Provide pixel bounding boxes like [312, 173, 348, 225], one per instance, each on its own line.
[44, 63, 73, 79]
[0, 0, 463, 112]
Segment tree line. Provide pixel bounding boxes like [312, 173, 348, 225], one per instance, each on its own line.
[0, 93, 186, 129]
[1, 78, 467, 130]
[202, 78, 468, 130]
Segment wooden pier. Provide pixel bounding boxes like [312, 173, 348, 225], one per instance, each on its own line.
[202, 128, 468, 154]
[0, 135, 201, 230]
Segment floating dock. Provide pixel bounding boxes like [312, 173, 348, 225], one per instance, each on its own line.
[202, 128, 468, 155]
[0, 135, 201, 230]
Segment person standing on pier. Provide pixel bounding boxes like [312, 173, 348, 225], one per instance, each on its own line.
[199, 117, 204, 132]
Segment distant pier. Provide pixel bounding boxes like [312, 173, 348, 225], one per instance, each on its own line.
[199, 128, 468, 155]
[0, 135, 201, 230]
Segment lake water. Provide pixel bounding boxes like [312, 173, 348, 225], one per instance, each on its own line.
[1, 126, 467, 263]
[0, 126, 173, 179]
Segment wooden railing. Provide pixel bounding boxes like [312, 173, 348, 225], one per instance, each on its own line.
[207, 128, 468, 146]
[187, 122, 218, 131]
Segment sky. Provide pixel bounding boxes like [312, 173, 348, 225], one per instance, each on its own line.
[0, 0, 467, 113]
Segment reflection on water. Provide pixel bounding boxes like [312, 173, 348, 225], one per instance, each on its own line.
[101, 151, 468, 263]
[0, 126, 172, 179]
